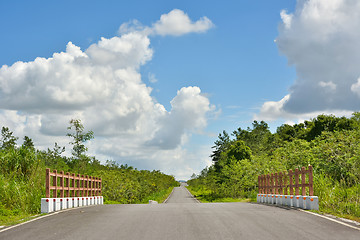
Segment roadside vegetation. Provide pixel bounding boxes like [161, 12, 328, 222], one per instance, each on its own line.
[0, 119, 178, 226]
[187, 113, 360, 222]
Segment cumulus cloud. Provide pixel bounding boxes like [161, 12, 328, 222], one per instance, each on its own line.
[152, 9, 214, 36]
[118, 9, 214, 37]
[146, 86, 212, 149]
[0, 9, 214, 180]
[259, 0, 360, 120]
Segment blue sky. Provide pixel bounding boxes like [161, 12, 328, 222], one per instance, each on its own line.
[1, 0, 359, 179]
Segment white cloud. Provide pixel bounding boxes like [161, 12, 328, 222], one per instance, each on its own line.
[256, 94, 353, 123]
[0, 9, 215, 180]
[319, 81, 336, 91]
[280, 10, 293, 29]
[118, 19, 146, 35]
[148, 72, 158, 83]
[351, 77, 360, 97]
[146, 86, 212, 149]
[259, 0, 360, 121]
[118, 9, 214, 37]
[256, 95, 291, 121]
[152, 9, 214, 36]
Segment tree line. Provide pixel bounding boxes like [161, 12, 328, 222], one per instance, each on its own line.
[0, 119, 178, 225]
[187, 113, 360, 220]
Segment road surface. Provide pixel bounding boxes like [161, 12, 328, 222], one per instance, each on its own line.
[1, 185, 359, 240]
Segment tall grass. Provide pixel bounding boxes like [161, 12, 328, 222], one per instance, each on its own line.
[315, 174, 360, 221]
[0, 146, 178, 226]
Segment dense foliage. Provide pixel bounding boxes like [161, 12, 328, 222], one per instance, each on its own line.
[0, 120, 178, 224]
[188, 113, 360, 220]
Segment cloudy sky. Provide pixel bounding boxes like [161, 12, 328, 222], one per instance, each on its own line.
[1, 0, 359, 180]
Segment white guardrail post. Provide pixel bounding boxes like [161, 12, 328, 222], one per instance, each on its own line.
[41, 196, 104, 213]
[256, 194, 319, 210]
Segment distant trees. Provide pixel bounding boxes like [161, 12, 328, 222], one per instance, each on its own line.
[275, 114, 359, 142]
[188, 112, 360, 218]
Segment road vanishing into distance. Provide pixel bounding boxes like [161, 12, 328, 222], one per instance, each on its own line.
[1, 183, 359, 240]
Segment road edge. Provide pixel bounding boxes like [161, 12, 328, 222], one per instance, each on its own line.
[298, 209, 360, 231]
[163, 187, 175, 203]
[254, 202, 359, 231]
[184, 186, 200, 203]
[0, 204, 100, 233]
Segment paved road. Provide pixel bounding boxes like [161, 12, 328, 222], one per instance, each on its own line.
[164, 183, 199, 203]
[1, 185, 359, 240]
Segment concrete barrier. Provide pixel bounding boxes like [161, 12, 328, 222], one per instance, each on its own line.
[299, 196, 306, 209]
[66, 198, 72, 209]
[295, 195, 301, 208]
[257, 165, 318, 210]
[73, 197, 78, 208]
[54, 198, 61, 211]
[41, 198, 54, 213]
[266, 194, 271, 203]
[289, 195, 294, 207]
[283, 195, 289, 206]
[279, 195, 284, 205]
[275, 195, 280, 205]
[60, 198, 66, 210]
[305, 196, 319, 210]
[41, 197, 104, 213]
[257, 194, 319, 210]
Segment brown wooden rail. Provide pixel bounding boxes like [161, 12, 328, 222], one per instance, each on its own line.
[258, 165, 313, 196]
[45, 168, 102, 198]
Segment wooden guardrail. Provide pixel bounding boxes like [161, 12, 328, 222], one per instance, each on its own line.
[258, 165, 313, 196]
[45, 168, 102, 198]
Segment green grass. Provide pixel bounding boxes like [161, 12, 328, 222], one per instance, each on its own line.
[104, 200, 122, 204]
[0, 210, 43, 227]
[141, 186, 176, 203]
[311, 210, 360, 223]
[0, 186, 177, 226]
[104, 186, 177, 204]
[186, 186, 251, 203]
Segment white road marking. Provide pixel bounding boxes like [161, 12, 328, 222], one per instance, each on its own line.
[0, 204, 94, 233]
[298, 209, 360, 231]
[0, 212, 59, 233]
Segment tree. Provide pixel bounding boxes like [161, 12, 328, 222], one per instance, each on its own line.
[211, 130, 231, 163]
[226, 140, 252, 162]
[233, 120, 273, 155]
[44, 142, 67, 170]
[0, 126, 18, 150]
[22, 136, 35, 150]
[67, 119, 94, 159]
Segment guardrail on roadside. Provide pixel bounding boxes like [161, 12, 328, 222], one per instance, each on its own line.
[257, 165, 318, 210]
[41, 168, 103, 213]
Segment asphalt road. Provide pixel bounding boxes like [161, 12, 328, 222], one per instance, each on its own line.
[1, 185, 359, 240]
